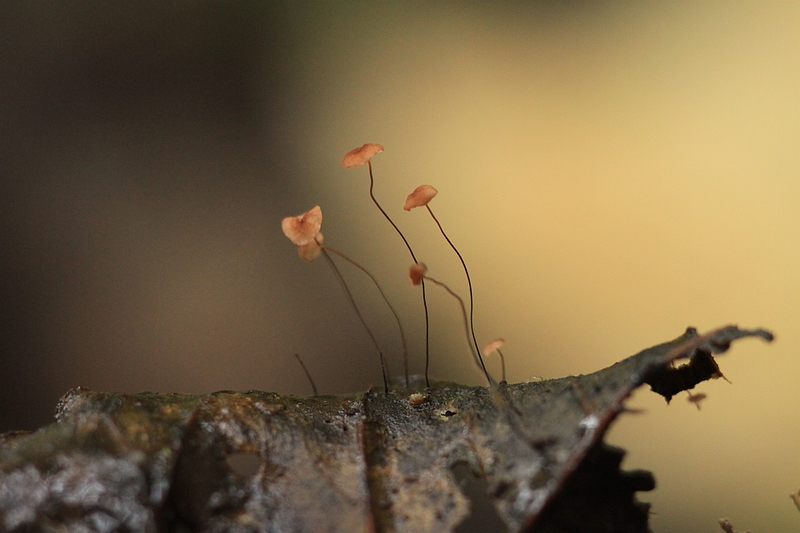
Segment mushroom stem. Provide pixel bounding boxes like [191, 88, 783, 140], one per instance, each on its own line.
[495, 349, 506, 383]
[367, 160, 431, 388]
[423, 274, 493, 385]
[424, 204, 489, 383]
[321, 244, 409, 387]
[293, 353, 318, 396]
[321, 247, 389, 394]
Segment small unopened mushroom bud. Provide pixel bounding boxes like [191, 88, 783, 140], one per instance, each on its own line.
[408, 263, 427, 286]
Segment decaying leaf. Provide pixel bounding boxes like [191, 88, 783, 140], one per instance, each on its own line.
[0, 325, 772, 532]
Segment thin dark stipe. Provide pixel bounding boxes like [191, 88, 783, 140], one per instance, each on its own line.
[425, 204, 491, 385]
[424, 275, 492, 385]
[321, 248, 389, 394]
[293, 353, 318, 396]
[321, 243, 409, 387]
[368, 160, 431, 388]
[496, 349, 506, 383]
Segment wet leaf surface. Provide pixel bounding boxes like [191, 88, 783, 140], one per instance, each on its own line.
[0, 326, 772, 532]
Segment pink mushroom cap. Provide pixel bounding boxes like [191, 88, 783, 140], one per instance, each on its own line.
[342, 143, 384, 168]
[298, 232, 324, 262]
[281, 205, 322, 246]
[482, 338, 505, 357]
[403, 185, 438, 211]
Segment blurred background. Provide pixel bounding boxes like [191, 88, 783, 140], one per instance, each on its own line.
[2, 2, 798, 531]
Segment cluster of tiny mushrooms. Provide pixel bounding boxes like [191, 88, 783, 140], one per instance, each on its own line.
[282, 143, 704, 410]
[282, 143, 504, 394]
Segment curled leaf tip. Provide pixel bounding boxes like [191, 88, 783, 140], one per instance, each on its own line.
[408, 262, 427, 286]
[342, 143, 384, 168]
[281, 206, 322, 246]
[298, 233, 324, 262]
[403, 185, 438, 211]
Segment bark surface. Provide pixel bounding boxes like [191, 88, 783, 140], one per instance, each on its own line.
[0, 326, 773, 533]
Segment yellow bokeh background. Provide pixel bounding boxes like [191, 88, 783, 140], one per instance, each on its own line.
[284, 4, 799, 531]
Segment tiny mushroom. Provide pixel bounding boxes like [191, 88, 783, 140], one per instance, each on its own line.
[403, 185, 438, 211]
[483, 338, 506, 383]
[281, 206, 322, 246]
[408, 262, 427, 286]
[482, 338, 505, 358]
[342, 143, 384, 168]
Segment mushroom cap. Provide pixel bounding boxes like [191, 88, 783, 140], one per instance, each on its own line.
[281, 205, 322, 246]
[482, 338, 505, 357]
[408, 262, 427, 286]
[403, 185, 438, 211]
[342, 143, 384, 168]
[298, 233, 324, 262]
